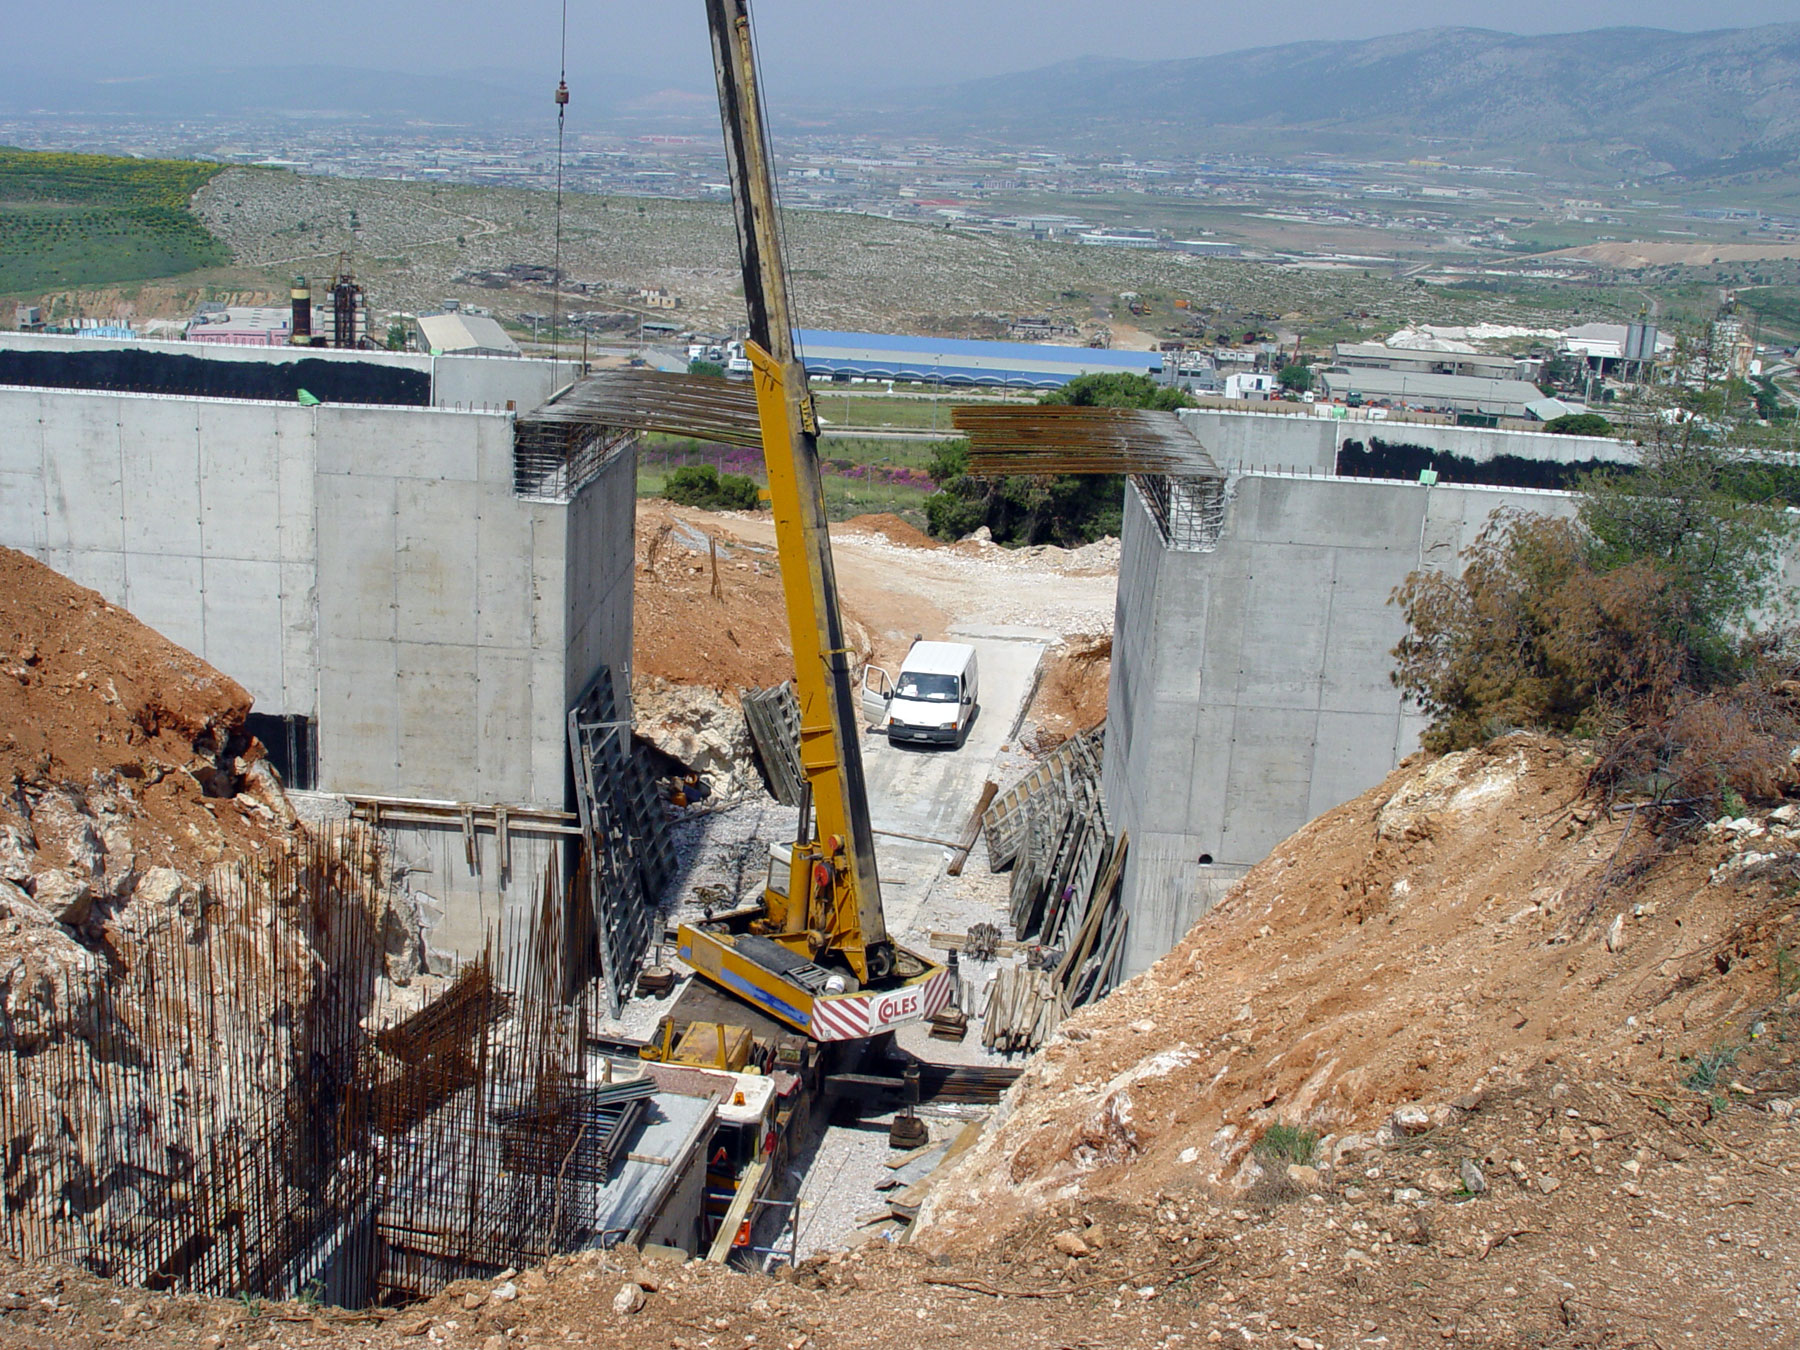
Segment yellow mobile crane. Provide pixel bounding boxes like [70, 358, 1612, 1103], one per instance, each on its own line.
[673, 0, 951, 1042]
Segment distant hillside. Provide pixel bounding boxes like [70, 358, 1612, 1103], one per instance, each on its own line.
[0, 149, 228, 295]
[852, 22, 1800, 181]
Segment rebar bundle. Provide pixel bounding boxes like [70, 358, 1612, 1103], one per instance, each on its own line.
[0, 825, 387, 1305]
[1, 823, 671, 1307]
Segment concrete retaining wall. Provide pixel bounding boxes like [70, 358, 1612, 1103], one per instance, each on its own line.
[1, 382, 635, 810]
[0, 332, 571, 411]
[0, 386, 321, 712]
[1179, 407, 1639, 475]
[1104, 471, 1580, 974]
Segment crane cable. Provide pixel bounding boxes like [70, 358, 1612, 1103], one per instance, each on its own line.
[551, 0, 569, 374]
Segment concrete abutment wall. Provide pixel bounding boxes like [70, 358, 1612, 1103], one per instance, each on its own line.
[1104, 462, 1581, 976]
[0, 343, 635, 964]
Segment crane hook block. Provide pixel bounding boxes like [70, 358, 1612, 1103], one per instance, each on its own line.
[554, 80, 570, 107]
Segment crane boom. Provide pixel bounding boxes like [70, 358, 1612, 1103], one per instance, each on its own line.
[706, 0, 891, 980]
[672, 0, 949, 1040]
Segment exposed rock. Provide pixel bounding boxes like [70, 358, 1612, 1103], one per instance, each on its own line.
[31, 868, 92, 927]
[1391, 1104, 1432, 1136]
[1051, 1230, 1091, 1257]
[1458, 1159, 1488, 1194]
[0, 823, 35, 883]
[381, 890, 428, 980]
[633, 680, 763, 801]
[0, 911, 100, 1051]
[132, 866, 184, 911]
[612, 1282, 646, 1315]
[27, 789, 104, 877]
[0, 880, 53, 929]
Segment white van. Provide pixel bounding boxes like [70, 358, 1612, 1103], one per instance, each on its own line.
[860, 640, 980, 748]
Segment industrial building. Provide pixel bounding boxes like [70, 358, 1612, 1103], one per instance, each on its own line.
[0, 331, 631, 961]
[1314, 368, 1550, 419]
[794, 328, 1161, 389]
[1170, 239, 1243, 258]
[186, 305, 295, 346]
[1330, 341, 1527, 382]
[418, 311, 524, 357]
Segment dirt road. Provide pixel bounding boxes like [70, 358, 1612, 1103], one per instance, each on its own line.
[662, 506, 1120, 663]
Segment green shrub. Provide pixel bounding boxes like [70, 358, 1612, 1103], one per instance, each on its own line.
[662, 463, 761, 511]
[1681, 1046, 1737, 1093]
[1252, 1123, 1319, 1166]
[1543, 412, 1614, 437]
[1277, 363, 1314, 393]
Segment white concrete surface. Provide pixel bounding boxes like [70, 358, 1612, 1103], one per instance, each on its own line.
[1104, 470, 1580, 975]
[0, 342, 636, 963]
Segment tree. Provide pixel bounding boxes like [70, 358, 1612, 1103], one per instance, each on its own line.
[688, 359, 725, 378]
[923, 376, 1189, 545]
[1391, 423, 1796, 780]
[1579, 430, 1794, 682]
[924, 438, 968, 484]
[1276, 363, 1314, 394]
[384, 320, 411, 352]
[1542, 412, 1612, 437]
[1390, 512, 1687, 752]
[1038, 372, 1190, 411]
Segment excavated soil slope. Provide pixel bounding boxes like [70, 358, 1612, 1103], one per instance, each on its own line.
[923, 738, 1798, 1237]
[0, 545, 303, 919]
[3, 734, 1798, 1347]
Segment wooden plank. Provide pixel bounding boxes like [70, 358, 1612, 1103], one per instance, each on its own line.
[703, 1158, 768, 1263]
[946, 780, 999, 877]
[929, 930, 1026, 958]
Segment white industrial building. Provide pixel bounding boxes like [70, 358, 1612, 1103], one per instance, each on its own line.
[1331, 341, 1526, 382]
[1314, 368, 1549, 419]
[417, 311, 523, 358]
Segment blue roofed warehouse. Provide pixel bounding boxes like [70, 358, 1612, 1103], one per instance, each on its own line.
[794, 328, 1162, 390]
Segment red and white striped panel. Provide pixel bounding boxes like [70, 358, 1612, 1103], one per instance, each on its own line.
[809, 995, 871, 1041]
[811, 968, 954, 1042]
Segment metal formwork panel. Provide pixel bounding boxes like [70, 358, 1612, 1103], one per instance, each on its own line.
[568, 666, 674, 1017]
[741, 681, 805, 807]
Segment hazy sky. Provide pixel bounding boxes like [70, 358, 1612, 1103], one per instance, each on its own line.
[13, 1, 1799, 92]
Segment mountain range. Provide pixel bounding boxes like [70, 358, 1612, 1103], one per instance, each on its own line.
[853, 22, 1800, 181]
[6, 24, 1798, 185]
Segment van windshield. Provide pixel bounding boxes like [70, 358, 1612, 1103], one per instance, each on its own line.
[896, 672, 959, 701]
